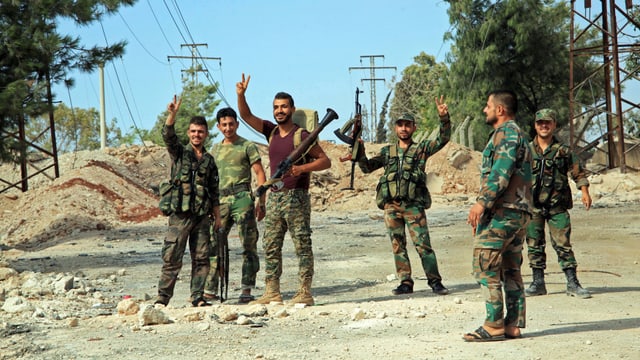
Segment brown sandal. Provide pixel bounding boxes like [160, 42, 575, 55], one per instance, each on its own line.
[463, 327, 506, 342]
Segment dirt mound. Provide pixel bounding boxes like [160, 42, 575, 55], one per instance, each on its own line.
[1, 156, 163, 250]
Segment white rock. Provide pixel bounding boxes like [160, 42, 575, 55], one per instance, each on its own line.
[196, 322, 210, 331]
[0, 267, 18, 281]
[351, 308, 366, 321]
[138, 304, 171, 326]
[54, 275, 74, 293]
[236, 315, 253, 325]
[2, 296, 34, 313]
[274, 308, 289, 318]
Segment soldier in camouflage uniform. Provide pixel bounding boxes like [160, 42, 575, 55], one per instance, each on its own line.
[204, 107, 267, 304]
[156, 95, 221, 307]
[237, 73, 331, 306]
[464, 90, 532, 342]
[525, 109, 592, 299]
[356, 97, 451, 296]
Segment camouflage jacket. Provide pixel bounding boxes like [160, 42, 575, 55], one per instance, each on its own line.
[477, 120, 532, 214]
[211, 136, 261, 201]
[357, 115, 450, 209]
[163, 124, 219, 216]
[530, 136, 589, 213]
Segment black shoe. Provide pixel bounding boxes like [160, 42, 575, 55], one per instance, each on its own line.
[154, 296, 169, 306]
[431, 281, 449, 295]
[392, 282, 414, 295]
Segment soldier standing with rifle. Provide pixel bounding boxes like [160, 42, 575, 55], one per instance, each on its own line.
[203, 107, 267, 304]
[236, 73, 332, 306]
[525, 109, 592, 299]
[355, 97, 451, 296]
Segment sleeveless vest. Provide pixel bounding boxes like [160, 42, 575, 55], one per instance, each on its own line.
[376, 143, 430, 209]
[159, 149, 215, 216]
[531, 141, 572, 211]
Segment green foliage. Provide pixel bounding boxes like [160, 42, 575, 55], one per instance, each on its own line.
[0, 0, 136, 162]
[26, 104, 122, 152]
[141, 75, 220, 147]
[376, 90, 392, 143]
[389, 52, 449, 141]
[442, 0, 603, 149]
[624, 5, 640, 77]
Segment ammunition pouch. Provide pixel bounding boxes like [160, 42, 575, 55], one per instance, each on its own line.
[159, 180, 182, 216]
[375, 173, 394, 210]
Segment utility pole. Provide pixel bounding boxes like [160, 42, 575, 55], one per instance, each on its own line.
[349, 55, 396, 142]
[99, 63, 106, 150]
[569, 0, 638, 173]
[167, 43, 221, 83]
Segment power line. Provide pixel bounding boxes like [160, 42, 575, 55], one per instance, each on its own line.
[167, 43, 221, 83]
[349, 55, 396, 142]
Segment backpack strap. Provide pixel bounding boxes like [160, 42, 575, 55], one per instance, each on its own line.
[268, 126, 304, 148]
[268, 126, 310, 163]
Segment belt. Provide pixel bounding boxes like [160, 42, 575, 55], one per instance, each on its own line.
[270, 187, 307, 194]
[219, 183, 251, 197]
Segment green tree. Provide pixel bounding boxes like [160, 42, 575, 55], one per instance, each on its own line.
[443, 0, 603, 148]
[26, 104, 122, 152]
[376, 90, 392, 143]
[624, 5, 640, 77]
[141, 73, 220, 147]
[389, 52, 448, 138]
[0, 0, 136, 162]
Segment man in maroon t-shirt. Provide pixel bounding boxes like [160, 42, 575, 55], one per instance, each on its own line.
[236, 73, 331, 306]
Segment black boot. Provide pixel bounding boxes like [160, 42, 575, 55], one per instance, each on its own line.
[564, 267, 591, 299]
[525, 268, 547, 296]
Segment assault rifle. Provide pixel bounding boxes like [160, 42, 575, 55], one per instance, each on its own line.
[254, 108, 339, 197]
[216, 227, 229, 302]
[334, 88, 364, 190]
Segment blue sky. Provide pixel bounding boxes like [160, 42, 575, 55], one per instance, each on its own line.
[54, 0, 453, 144]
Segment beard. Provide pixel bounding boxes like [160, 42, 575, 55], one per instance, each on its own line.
[397, 132, 412, 141]
[485, 115, 497, 126]
[274, 112, 292, 125]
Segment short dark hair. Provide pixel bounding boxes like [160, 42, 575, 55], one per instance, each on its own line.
[216, 107, 238, 123]
[488, 90, 518, 115]
[274, 92, 294, 108]
[189, 116, 208, 131]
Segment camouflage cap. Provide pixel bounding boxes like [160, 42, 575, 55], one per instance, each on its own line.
[535, 109, 557, 122]
[395, 113, 415, 123]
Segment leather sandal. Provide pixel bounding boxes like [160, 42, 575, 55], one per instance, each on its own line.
[462, 327, 506, 342]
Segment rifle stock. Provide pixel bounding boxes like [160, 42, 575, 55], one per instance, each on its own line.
[255, 108, 339, 197]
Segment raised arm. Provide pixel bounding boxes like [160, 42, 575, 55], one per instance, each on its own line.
[236, 73, 264, 133]
[165, 95, 181, 126]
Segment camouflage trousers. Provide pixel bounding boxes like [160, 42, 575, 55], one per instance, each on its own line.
[384, 201, 443, 285]
[205, 192, 260, 295]
[473, 207, 529, 329]
[157, 213, 211, 304]
[526, 210, 577, 270]
[262, 189, 313, 284]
